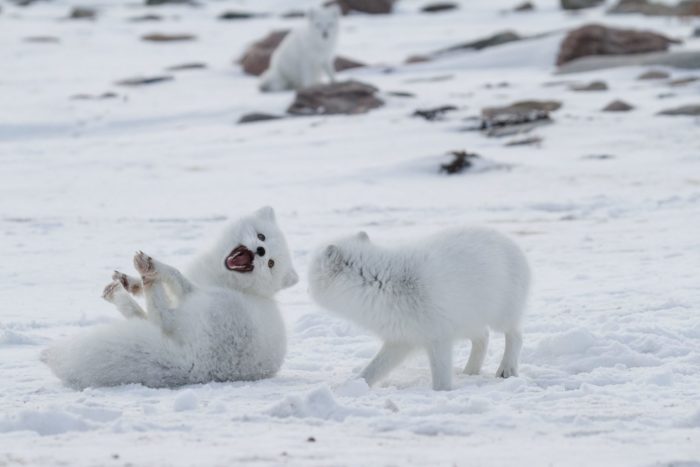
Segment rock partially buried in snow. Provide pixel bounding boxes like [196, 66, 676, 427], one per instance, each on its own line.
[436, 31, 522, 55]
[238, 112, 284, 124]
[556, 24, 679, 66]
[421, 2, 459, 13]
[67, 7, 97, 20]
[218, 11, 261, 20]
[602, 99, 634, 111]
[116, 75, 174, 86]
[287, 80, 384, 116]
[330, 0, 395, 14]
[638, 69, 670, 80]
[142, 33, 196, 42]
[513, 1, 535, 11]
[412, 105, 458, 121]
[571, 80, 608, 91]
[166, 62, 207, 71]
[608, 0, 700, 16]
[440, 151, 479, 174]
[238, 30, 365, 76]
[560, 0, 603, 10]
[479, 100, 560, 137]
[557, 50, 700, 74]
[658, 104, 700, 116]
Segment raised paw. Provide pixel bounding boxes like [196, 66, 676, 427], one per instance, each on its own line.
[102, 279, 125, 303]
[112, 270, 143, 296]
[133, 251, 157, 283]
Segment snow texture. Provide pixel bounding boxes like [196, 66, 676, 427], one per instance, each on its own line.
[0, 0, 699, 465]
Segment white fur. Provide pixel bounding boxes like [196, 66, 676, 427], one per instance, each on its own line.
[259, 5, 340, 92]
[42, 207, 299, 389]
[308, 227, 531, 391]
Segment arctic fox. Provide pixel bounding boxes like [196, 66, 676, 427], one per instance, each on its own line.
[308, 228, 531, 391]
[42, 207, 299, 389]
[259, 5, 340, 92]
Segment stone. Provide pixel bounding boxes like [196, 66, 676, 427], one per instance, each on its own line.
[513, 2, 535, 11]
[557, 24, 679, 66]
[602, 99, 634, 111]
[571, 80, 608, 91]
[669, 76, 699, 86]
[405, 54, 432, 64]
[608, 0, 700, 16]
[145, 0, 193, 5]
[287, 80, 383, 116]
[116, 75, 174, 86]
[480, 100, 561, 137]
[557, 50, 700, 74]
[421, 3, 458, 13]
[560, 0, 603, 10]
[141, 33, 195, 42]
[505, 135, 542, 146]
[334, 56, 366, 71]
[330, 0, 395, 14]
[658, 104, 700, 116]
[238, 113, 284, 124]
[68, 7, 97, 20]
[638, 69, 670, 79]
[166, 62, 207, 71]
[438, 31, 522, 54]
[412, 105, 458, 121]
[440, 151, 479, 174]
[218, 11, 260, 20]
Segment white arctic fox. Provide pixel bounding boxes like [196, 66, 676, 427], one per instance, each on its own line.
[42, 207, 298, 389]
[308, 228, 531, 391]
[259, 5, 340, 92]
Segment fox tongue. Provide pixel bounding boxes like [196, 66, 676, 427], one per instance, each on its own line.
[226, 253, 251, 270]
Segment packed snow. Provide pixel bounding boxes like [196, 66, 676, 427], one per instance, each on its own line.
[1, 0, 699, 465]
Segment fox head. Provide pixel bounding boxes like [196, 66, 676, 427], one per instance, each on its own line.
[193, 207, 298, 297]
[307, 4, 340, 45]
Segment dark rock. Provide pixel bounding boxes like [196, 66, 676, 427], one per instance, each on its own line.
[413, 105, 458, 121]
[145, 0, 194, 5]
[330, 0, 395, 14]
[440, 151, 479, 174]
[560, 0, 603, 10]
[638, 69, 670, 79]
[238, 113, 284, 124]
[480, 100, 561, 137]
[602, 99, 634, 111]
[166, 62, 207, 71]
[694, 26, 700, 37]
[287, 80, 384, 116]
[658, 104, 700, 115]
[23, 36, 60, 43]
[238, 30, 364, 76]
[68, 7, 97, 20]
[405, 54, 432, 64]
[505, 135, 542, 146]
[219, 11, 260, 20]
[513, 2, 535, 11]
[71, 92, 119, 100]
[128, 14, 163, 22]
[334, 56, 366, 71]
[608, 0, 700, 16]
[116, 75, 174, 86]
[142, 33, 196, 42]
[557, 24, 679, 66]
[583, 154, 615, 159]
[387, 91, 416, 97]
[281, 10, 306, 18]
[669, 76, 699, 86]
[421, 3, 458, 13]
[437, 31, 522, 54]
[571, 80, 608, 91]
[557, 50, 700, 74]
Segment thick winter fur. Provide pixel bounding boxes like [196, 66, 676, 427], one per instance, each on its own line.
[308, 228, 531, 391]
[42, 207, 299, 390]
[259, 5, 340, 92]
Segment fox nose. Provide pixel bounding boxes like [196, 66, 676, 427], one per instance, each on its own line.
[322, 31, 328, 39]
[256, 247, 266, 257]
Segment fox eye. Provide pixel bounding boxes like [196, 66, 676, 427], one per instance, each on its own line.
[257, 233, 266, 241]
[268, 259, 275, 268]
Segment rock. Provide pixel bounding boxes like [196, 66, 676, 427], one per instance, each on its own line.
[145, 0, 193, 5]
[669, 76, 699, 86]
[440, 151, 479, 174]
[557, 24, 679, 66]
[238, 30, 364, 76]
[334, 56, 365, 71]
[480, 100, 561, 137]
[505, 135, 542, 146]
[71, 92, 119, 100]
[166, 62, 207, 71]
[571, 80, 608, 91]
[68, 7, 97, 20]
[412, 105, 458, 121]
[557, 50, 700, 74]
[560, 0, 603, 10]
[387, 91, 416, 98]
[638, 69, 670, 79]
[116, 75, 174, 86]
[219, 11, 260, 20]
[694, 26, 700, 37]
[23, 36, 60, 43]
[608, 0, 700, 16]
[421, 3, 458, 13]
[330, 0, 395, 14]
[281, 10, 306, 18]
[405, 54, 432, 64]
[238, 113, 284, 124]
[438, 31, 522, 54]
[513, 2, 535, 11]
[128, 14, 163, 22]
[141, 33, 196, 42]
[658, 104, 700, 116]
[287, 80, 384, 116]
[602, 99, 634, 111]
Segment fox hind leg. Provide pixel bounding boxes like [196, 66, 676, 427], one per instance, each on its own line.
[102, 279, 146, 319]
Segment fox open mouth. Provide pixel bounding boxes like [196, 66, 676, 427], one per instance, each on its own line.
[225, 246, 255, 273]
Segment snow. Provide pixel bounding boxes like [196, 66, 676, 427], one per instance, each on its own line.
[1, 0, 700, 465]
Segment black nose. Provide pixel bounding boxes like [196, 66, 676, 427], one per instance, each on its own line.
[256, 247, 266, 257]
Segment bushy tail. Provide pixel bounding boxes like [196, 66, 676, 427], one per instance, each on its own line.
[41, 320, 194, 389]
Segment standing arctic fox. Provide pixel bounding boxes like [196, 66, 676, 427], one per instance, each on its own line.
[308, 228, 530, 391]
[259, 5, 340, 92]
[42, 207, 299, 389]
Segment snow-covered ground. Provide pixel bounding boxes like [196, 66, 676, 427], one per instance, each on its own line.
[1, 0, 700, 465]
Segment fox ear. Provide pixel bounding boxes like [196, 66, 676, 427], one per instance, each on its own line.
[357, 231, 369, 242]
[255, 206, 276, 222]
[282, 270, 299, 288]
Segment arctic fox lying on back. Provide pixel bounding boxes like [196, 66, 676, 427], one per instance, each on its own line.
[259, 5, 340, 92]
[42, 207, 298, 389]
[309, 228, 530, 391]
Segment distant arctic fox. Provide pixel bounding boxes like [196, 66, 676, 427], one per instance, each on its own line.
[42, 207, 299, 389]
[308, 228, 530, 391]
[259, 5, 340, 92]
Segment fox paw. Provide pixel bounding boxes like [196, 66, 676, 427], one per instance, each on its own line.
[133, 251, 157, 284]
[112, 270, 143, 296]
[102, 279, 125, 302]
[496, 364, 518, 378]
